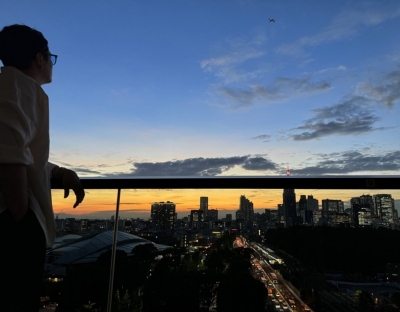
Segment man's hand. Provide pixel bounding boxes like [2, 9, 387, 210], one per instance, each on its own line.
[52, 167, 85, 208]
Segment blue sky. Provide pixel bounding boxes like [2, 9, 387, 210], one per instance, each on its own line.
[2, 0, 400, 178]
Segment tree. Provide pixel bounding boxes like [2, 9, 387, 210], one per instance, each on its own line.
[355, 290, 374, 312]
[391, 292, 400, 307]
[216, 272, 266, 312]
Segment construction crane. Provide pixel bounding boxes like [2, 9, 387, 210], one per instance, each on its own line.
[55, 210, 64, 219]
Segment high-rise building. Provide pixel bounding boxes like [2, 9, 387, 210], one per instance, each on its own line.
[277, 204, 284, 222]
[65, 218, 76, 232]
[151, 201, 176, 230]
[350, 197, 361, 226]
[80, 219, 89, 232]
[360, 194, 375, 215]
[226, 214, 232, 222]
[298, 195, 307, 211]
[190, 209, 204, 230]
[207, 209, 218, 222]
[200, 197, 208, 218]
[322, 199, 344, 218]
[307, 195, 319, 211]
[298, 195, 313, 224]
[283, 189, 297, 227]
[238, 195, 254, 221]
[350, 195, 374, 226]
[235, 210, 244, 220]
[374, 194, 395, 225]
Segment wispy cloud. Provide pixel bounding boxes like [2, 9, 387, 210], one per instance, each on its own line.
[291, 96, 382, 141]
[277, 3, 400, 56]
[252, 134, 271, 142]
[200, 32, 268, 83]
[355, 66, 400, 108]
[216, 76, 330, 108]
[294, 150, 400, 175]
[290, 66, 400, 140]
[105, 155, 278, 177]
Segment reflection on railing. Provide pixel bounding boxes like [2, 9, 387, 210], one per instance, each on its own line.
[47, 176, 400, 312]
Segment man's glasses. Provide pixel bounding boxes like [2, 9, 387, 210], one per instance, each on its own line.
[48, 54, 58, 65]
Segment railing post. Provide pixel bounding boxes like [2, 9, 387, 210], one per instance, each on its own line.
[107, 188, 121, 312]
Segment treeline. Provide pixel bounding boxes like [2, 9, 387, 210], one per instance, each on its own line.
[264, 226, 400, 274]
[55, 233, 270, 311]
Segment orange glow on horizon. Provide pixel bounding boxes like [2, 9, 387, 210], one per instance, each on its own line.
[51, 189, 400, 218]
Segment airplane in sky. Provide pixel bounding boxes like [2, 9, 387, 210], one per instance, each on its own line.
[269, 18, 275, 22]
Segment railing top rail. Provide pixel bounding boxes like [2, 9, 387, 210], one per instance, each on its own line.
[51, 176, 400, 189]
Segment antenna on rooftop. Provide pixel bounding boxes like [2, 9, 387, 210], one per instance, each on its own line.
[286, 164, 291, 176]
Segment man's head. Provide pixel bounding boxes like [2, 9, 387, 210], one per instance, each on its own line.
[0, 24, 54, 85]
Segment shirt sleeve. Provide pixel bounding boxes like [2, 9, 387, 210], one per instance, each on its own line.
[0, 74, 38, 165]
[46, 162, 58, 179]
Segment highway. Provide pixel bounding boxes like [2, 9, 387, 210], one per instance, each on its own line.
[251, 240, 363, 312]
[235, 237, 311, 312]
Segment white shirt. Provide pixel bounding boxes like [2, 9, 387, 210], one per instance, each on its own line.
[0, 66, 56, 248]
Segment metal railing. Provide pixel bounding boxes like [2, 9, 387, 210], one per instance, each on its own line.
[50, 175, 400, 311]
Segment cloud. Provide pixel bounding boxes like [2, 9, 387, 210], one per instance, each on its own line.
[291, 96, 382, 141]
[66, 167, 103, 175]
[277, 3, 400, 56]
[105, 155, 278, 177]
[294, 150, 400, 175]
[317, 65, 347, 74]
[200, 32, 268, 83]
[242, 157, 276, 171]
[216, 76, 330, 108]
[290, 66, 400, 141]
[252, 134, 271, 141]
[356, 66, 400, 108]
[298, 59, 315, 68]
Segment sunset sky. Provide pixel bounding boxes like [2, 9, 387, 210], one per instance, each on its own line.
[2, 1, 399, 219]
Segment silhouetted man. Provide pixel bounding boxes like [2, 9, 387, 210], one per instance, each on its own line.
[0, 24, 85, 311]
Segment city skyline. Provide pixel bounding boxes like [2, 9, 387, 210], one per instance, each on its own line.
[2, 1, 400, 221]
[52, 189, 400, 220]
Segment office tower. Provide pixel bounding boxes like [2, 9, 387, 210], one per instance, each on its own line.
[351, 197, 361, 226]
[359, 194, 375, 215]
[322, 199, 344, 218]
[277, 204, 284, 222]
[118, 219, 126, 231]
[298, 195, 312, 224]
[65, 218, 76, 232]
[307, 195, 319, 211]
[151, 201, 176, 230]
[190, 209, 204, 230]
[55, 218, 65, 231]
[265, 209, 271, 221]
[200, 197, 208, 218]
[207, 209, 218, 222]
[80, 219, 89, 232]
[235, 210, 244, 220]
[299, 195, 307, 211]
[283, 189, 297, 227]
[238, 195, 254, 221]
[357, 208, 372, 227]
[374, 194, 395, 225]
[226, 214, 232, 222]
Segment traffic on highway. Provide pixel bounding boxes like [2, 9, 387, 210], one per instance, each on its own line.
[235, 237, 312, 312]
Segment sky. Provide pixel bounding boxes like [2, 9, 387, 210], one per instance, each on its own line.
[2, 0, 400, 218]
